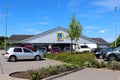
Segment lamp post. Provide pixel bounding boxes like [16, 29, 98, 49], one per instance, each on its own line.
[3, 5, 10, 51]
[114, 6, 117, 48]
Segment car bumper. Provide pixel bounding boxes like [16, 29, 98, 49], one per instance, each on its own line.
[4, 55, 9, 59]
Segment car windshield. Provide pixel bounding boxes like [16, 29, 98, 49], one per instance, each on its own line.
[113, 47, 120, 51]
[39, 48, 45, 50]
[53, 47, 59, 50]
[81, 45, 88, 48]
[66, 48, 70, 50]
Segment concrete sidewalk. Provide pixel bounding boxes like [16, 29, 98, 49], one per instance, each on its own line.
[53, 68, 120, 80]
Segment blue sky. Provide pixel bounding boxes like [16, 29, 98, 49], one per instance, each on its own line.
[0, 0, 120, 42]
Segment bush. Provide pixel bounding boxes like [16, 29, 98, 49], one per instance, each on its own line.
[99, 61, 106, 68]
[45, 52, 100, 68]
[27, 64, 79, 80]
[106, 61, 120, 70]
[27, 70, 40, 80]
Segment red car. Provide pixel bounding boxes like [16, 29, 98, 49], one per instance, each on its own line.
[24, 44, 35, 51]
[50, 47, 60, 53]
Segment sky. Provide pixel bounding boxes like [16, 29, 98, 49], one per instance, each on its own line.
[0, 0, 120, 42]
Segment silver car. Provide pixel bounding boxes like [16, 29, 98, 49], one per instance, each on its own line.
[4, 47, 44, 62]
[103, 47, 120, 61]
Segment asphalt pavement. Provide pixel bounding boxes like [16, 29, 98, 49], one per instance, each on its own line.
[0, 50, 64, 80]
[1, 50, 120, 80]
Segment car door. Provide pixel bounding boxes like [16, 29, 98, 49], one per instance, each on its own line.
[117, 49, 120, 58]
[13, 48, 24, 59]
[23, 48, 34, 59]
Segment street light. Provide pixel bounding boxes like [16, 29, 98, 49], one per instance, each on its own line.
[114, 6, 117, 48]
[3, 5, 10, 51]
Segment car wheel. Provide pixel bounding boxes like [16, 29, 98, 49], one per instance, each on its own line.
[34, 55, 41, 61]
[9, 56, 16, 62]
[108, 55, 117, 61]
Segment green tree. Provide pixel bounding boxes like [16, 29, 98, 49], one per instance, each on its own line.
[0, 36, 9, 49]
[67, 14, 82, 53]
[116, 35, 120, 47]
[110, 35, 120, 47]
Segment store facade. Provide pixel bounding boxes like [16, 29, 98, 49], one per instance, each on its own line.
[7, 27, 109, 51]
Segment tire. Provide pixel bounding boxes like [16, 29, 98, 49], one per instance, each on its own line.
[34, 55, 41, 61]
[108, 54, 117, 61]
[9, 56, 16, 62]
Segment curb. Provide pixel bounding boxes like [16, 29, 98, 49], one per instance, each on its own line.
[42, 68, 84, 80]
[8, 68, 83, 80]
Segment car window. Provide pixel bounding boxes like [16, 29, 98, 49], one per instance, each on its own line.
[53, 47, 59, 50]
[14, 48, 22, 52]
[23, 48, 31, 53]
[80, 45, 88, 48]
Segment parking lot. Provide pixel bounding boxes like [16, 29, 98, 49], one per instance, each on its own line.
[0, 50, 64, 74]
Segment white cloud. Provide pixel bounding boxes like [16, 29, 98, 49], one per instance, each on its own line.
[86, 30, 90, 33]
[38, 22, 48, 25]
[92, 0, 120, 10]
[100, 30, 105, 33]
[26, 29, 35, 32]
[20, 21, 48, 26]
[43, 16, 48, 20]
[85, 26, 99, 30]
[67, 0, 83, 8]
[25, 28, 41, 34]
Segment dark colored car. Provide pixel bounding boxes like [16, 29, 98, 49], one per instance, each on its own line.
[50, 47, 60, 53]
[102, 47, 120, 61]
[37, 47, 47, 53]
[63, 47, 74, 52]
[94, 48, 105, 58]
[95, 48, 114, 58]
[102, 48, 115, 59]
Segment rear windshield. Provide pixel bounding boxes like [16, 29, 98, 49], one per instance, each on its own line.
[80, 45, 88, 48]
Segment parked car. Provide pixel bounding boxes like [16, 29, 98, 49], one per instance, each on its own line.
[24, 44, 36, 51]
[102, 48, 115, 59]
[94, 48, 112, 58]
[102, 47, 120, 61]
[50, 47, 61, 53]
[63, 47, 73, 52]
[95, 47, 114, 58]
[76, 45, 91, 52]
[4, 47, 44, 62]
[37, 47, 47, 53]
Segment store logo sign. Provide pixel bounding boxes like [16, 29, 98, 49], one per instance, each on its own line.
[56, 32, 64, 40]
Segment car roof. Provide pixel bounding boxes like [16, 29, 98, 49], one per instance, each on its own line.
[10, 47, 27, 48]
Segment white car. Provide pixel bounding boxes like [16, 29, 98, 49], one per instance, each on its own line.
[76, 45, 91, 52]
[4, 47, 44, 62]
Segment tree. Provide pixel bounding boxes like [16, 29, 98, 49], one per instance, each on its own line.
[67, 14, 82, 53]
[110, 35, 120, 47]
[116, 35, 120, 47]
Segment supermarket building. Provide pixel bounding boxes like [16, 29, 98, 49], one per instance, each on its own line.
[7, 27, 109, 50]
